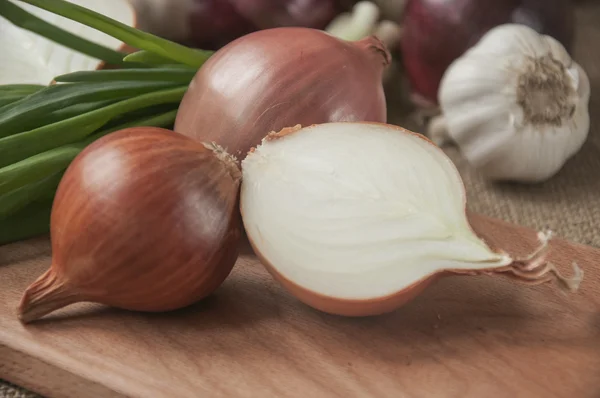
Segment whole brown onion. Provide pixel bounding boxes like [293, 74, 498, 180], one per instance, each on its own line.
[174, 27, 390, 159]
[18, 127, 242, 323]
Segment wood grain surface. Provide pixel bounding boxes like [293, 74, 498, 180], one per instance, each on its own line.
[0, 213, 599, 398]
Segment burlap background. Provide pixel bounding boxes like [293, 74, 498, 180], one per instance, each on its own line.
[2, 2, 599, 397]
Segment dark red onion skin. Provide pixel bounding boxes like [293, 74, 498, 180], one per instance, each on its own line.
[174, 27, 390, 159]
[188, 0, 256, 50]
[231, 0, 338, 30]
[400, 0, 575, 105]
[188, 0, 343, 50]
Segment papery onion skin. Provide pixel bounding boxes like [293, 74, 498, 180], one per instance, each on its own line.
[400, 0, 575, 105]
[19, 127, 242, 323]
[174, 27, 390, 159]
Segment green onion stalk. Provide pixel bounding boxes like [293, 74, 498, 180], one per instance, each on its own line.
[0, 0, 214, 245]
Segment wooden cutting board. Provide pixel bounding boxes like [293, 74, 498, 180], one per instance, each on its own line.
[0, 213, 599, 398]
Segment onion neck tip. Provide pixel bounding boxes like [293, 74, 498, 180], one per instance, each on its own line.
[356, 35, 392, 68]
[203, 141, 242, 181]
[17, 269, 78, 324]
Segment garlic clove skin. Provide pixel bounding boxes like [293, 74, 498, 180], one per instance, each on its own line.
[240, 123, 517, 316]
[438, 24, 590, 183]
[325, 1, 380, 42]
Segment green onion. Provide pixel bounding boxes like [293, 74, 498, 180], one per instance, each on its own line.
[0, 108, 178, 197]
[0, 170, 63, 220]
[0, 145, 81, 196]
[0, 84, 45, 95]
[0, 118, 108, 169]
[0, 86, 186, 168]
[17, 0, 213, 68]
[54, 68, 197, 84]
[0, 95, 28, 108]
[89, 108, 180, 139]
[0, 0, 127, 66]
[16, 100, 117, 135]
[123, 50, 190, 66]
[0, 80, 179, 138]
[0, 198, 53, 245]
[0, 85, 45, 108]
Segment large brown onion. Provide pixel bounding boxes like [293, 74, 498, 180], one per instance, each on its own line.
[174, 27, 390, 159]
[18, 127, 242, 323]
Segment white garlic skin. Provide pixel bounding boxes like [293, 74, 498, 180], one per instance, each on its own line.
[438, 24, 591, 183]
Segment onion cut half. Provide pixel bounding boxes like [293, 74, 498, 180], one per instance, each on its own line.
[240, 122, 582, 316]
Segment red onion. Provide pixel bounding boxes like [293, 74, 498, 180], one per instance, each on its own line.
[189, 0, 348, 49]
[174, 27, 390, 159]
[400, 0, 575, 106]
[230, 0, 339, 30]
[187, 0, 256, 50]
[132, 0, 347, 50]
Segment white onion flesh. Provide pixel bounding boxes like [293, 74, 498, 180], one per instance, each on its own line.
[0, 0, 135, 85]
[241, 123, 512, 301]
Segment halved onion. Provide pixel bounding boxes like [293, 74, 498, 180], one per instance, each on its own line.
[240, 122, 582, 316]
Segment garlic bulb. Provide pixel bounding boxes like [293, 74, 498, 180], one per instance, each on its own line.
[437, 24, 590, 183]
[241, 122, 582, 317]
[325, 1, 381, 42]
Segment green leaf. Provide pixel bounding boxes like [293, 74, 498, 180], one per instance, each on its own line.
[0, 0, 126, 66]
[0, 197, 53, 245]
[123, 50, 185, 66]
[0, 95, 27, 108]
[17, 99, 116, 134]
[0, 80, 178, 138]
[0, 118, 108, 169]
[0, 170, 63, 220]
[0, 85, 44, 108]
[17, 0, 213, 68]
[0, 144, 81, 196]
[86, 108, 180, 142]
[0, 84, 45, 95]
[0, 108, 179, 196]
[54, 68, 197, 84]
[0, 86, 187, 168]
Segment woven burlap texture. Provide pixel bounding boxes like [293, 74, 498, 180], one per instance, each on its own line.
[2, 3, 599, 398]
